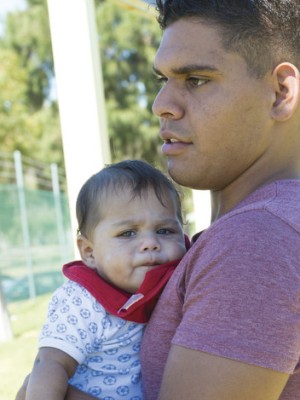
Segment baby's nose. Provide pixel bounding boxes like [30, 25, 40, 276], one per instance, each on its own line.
[140, 235, 160, 252]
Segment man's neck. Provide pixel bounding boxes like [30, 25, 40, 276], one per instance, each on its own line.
[211, 173, 300, 222]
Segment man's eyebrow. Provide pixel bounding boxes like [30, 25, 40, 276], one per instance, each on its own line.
[153, 64, 221, 76]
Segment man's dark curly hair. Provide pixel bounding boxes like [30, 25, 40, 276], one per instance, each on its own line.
[155, 0, 300, 77]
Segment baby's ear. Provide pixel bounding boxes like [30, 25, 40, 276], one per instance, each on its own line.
[77, 235, 97, 269]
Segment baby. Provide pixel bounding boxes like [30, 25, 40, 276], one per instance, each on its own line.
[23, 159, 188, 400]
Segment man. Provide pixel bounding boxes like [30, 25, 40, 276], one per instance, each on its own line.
[17, 1, 300, 399]
[140, 1, 300, 399]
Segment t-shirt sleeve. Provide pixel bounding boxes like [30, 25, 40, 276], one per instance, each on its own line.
[39, 280, 106, 364]
[173, 210, 300, 373]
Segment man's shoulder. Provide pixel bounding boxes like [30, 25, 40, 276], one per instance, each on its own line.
[190, 180, 300, 252]
[223, 180, 300, 233]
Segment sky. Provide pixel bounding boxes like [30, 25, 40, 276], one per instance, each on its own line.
[0, 0, 154, 18]
[0, 0, 26, 34]
[0, 0, 26, 15]
[0, 1, 154, 34]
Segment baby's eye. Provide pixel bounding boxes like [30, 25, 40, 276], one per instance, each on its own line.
[156, 228, 173, 235]
[119, 230, 136, 237]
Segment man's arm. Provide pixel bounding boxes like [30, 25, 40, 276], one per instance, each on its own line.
[158, 345, 289, 400]
[15, 375, 98, 400]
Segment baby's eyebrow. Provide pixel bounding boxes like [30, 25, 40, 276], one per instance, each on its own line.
[111, 218, 180, 227]
[111, 219, 136, 227]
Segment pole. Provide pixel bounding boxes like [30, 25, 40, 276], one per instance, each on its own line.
[14, 150, 36, 299]
[0, 279, 13, 342]
[47, 0, 111, 254]
[51, 163, 69, 263]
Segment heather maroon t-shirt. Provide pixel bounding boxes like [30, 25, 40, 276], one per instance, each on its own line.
[141, 180, 300, 400]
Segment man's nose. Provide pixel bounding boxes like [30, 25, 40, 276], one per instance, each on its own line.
[152, 85, 184, 120]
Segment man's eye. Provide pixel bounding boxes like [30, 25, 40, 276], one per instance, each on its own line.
[155, 76, 168, 86]
[187, 77, 208, 88]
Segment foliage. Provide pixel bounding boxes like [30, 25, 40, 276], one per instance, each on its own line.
[0, 1, 64, 168]
[0, 0, 167, 170]
[96, 0, 164, 166]
[4, 0, 54, 110]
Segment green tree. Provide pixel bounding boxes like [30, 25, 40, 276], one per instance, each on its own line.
[0, 0, 63, 168]
[96, 0, 164, 166]
[4, 0, 54, 110]
[1, 0, 166, 168]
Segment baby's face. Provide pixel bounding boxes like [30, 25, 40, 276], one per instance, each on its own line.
[87, 187, 186, 293]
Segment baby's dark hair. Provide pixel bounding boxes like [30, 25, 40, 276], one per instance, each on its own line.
[76, 159, 183, 239]
[155, 0, 300, 77]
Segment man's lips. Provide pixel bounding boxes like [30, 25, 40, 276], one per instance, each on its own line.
[160, 128, 190, 144]
[160, 129, 181, 142]
[163, 138, 181, 144]
[160, 132, 190, 155]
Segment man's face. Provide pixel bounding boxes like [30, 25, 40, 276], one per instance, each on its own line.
[152, 19, 274, 192]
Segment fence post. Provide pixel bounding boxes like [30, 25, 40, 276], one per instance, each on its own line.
[14, 151, 36, 299]
[0, 280, 13, 342]
[51, 163, 69, 263]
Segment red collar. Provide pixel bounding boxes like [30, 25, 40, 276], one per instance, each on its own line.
[63, 259, 180, 323]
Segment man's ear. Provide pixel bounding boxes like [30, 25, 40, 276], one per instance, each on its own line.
[271, 62, 300, 121]
[77, 235, 96, 268]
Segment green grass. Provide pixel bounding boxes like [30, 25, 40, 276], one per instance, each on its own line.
[0, 294, 52, 400]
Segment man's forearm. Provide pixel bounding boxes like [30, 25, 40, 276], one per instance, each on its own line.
[65, 385, 99, 400]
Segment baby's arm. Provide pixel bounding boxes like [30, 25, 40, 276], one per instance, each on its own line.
[25, 347, 78, 400]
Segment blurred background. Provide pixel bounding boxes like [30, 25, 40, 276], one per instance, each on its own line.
[0, 1, 210, 398]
